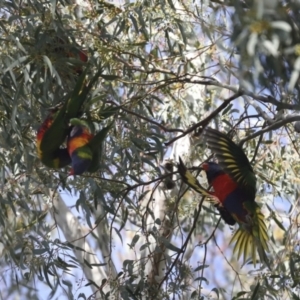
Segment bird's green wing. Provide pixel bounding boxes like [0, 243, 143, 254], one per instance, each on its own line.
[39, 105, 70, 155]
[64, 67, 90, 119]
[64, 66, 103, 119]
[40, 148, 71, 169]
[204, 127, 256, 199]
[87, 123, 113, 173]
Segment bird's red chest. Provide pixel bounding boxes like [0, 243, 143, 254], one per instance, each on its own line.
[211, 174, 239, 204]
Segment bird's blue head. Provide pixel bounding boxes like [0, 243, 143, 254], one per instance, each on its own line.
[201, 162, 224, 184]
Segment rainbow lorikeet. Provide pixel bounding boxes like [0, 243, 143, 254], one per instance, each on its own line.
[178, 128, 269, 267]
[37, 107, 71, 168]
[67, 123, 112, 175]
[37, 69, 89, 159]
[67, 125, 94, 175]
[37, 68, 105, 169]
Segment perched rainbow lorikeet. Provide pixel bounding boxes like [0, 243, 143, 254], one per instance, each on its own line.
[37, 69, 89, 159]
[37, 107, 71, 168]
[67, 125, 94, 175]
[37, 67, 105, 169]
[67, 122, 112, 175]
[178, 128, 269, 267]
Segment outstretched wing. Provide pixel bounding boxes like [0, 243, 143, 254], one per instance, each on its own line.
[204, 127, 256, 200]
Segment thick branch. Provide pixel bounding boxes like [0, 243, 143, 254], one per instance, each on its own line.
[239, 114, 300, 146]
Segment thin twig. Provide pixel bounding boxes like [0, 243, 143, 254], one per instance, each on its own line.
[120, 105, 183, 133]
[158, 194, 206, 289]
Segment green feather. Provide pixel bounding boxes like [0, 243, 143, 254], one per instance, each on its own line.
[229, 202, 269, 267]
[86, 123, 113, 173]
[204, 128, 256, 199]
[64, 67, 103, 119]
[76, 146, 93, 160]
[39, 104, 70, 155]
[40, 148, 71, 169]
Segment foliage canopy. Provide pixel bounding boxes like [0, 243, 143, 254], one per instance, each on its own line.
[0, 0, 300, 299]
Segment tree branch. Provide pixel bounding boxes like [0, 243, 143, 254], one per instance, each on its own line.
[165, 92, 243, 146]
[239, 114, 300, 146]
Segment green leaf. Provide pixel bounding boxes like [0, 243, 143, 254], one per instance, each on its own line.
[84, 259, 93, 269]
[130, 14, 139, 33]
[155, 218, 161, 225]
[78, 293, 87, 300]
[194, 276, 209, 284]
[250, 282, 260, 300]
[193, 265, 209, 272]
[114, 227, 123, 244]
[128, 234, 140, 249]
[42, 55, 53, 75]
[62, 279, 72, 287]
[43, 264, 53, 289]
[160, 237, 181, 252]
[271, 213, 286, 231]
[292, 291, 300, 300]
[33, 248, 48, 255]
[222, 103, 233, 115]
[139, 243, 150, 251]
[211, 287, 219, 299]
[119, 207, 128, 232]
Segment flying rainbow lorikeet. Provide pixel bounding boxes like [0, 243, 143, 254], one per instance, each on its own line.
[67, 122, 112, 175]
[178, 127, 269, 267]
